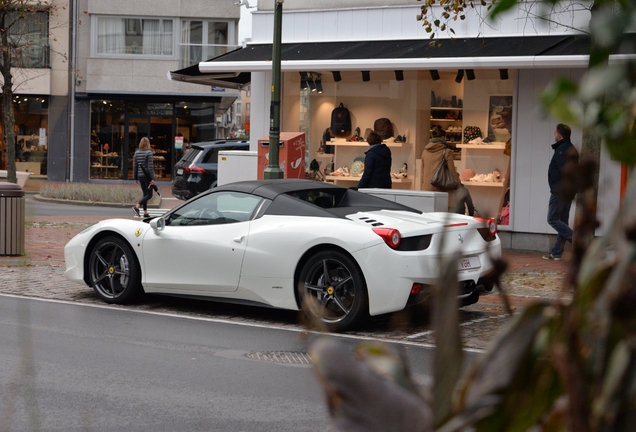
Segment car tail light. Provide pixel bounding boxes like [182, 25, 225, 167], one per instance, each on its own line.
[185, 165, 207, 174]
[373, 227, 401, 249]
[411, 283, 422, 295]
[475, 217, 498, 239]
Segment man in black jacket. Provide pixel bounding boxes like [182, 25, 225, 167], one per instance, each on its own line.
[543, 123, 579, 260]
[357, 131, 392, 189]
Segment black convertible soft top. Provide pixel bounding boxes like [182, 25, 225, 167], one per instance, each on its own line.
[214, 179, 421, 218]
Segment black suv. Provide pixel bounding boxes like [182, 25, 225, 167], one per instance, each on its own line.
[172, 139, 249, 200]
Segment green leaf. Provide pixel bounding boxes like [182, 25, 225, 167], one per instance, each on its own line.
[489, 0, 518, 18]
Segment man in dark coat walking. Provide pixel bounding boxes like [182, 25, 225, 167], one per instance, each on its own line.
[543, 123, 579, 260]
[358, 131, 392, 189]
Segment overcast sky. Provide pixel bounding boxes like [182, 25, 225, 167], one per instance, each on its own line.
[239, 4, 253, 44]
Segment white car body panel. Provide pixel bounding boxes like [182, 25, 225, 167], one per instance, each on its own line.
[140, 222, 250, 293]
[65, 190, 501, 319]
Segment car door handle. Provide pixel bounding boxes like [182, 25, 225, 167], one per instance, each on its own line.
[233, 236, 246, 244]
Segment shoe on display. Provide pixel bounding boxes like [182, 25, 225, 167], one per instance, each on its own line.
[542, 254, 561, 261]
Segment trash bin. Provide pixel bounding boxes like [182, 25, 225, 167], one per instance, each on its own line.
[0, 182, 25, 256]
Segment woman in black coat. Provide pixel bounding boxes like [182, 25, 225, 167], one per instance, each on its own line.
[357, 131, 392, 189]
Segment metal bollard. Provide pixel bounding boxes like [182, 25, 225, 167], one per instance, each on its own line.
[0, 182, 25, 256]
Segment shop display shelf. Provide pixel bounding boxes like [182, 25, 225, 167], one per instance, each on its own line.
[462, 181, 504, 187]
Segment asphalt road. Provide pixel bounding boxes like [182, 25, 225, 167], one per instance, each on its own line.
[0, 295, 445, 431]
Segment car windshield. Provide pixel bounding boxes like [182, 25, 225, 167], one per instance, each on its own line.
[166, 191, 263, 226]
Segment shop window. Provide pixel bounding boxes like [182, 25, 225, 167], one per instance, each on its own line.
[12, 95, 49, 176]
[90, 100, 126, 180]
[94, 16, 174, 57]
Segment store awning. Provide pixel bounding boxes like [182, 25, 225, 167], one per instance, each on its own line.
[169, 34, 636, 87]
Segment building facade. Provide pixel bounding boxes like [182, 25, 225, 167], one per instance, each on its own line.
[64, 0, 242, 183]
[172, 0, 631, 251]
[0, 1, 69, 178]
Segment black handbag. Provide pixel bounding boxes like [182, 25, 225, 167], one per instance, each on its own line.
[430, 149, 459, 191]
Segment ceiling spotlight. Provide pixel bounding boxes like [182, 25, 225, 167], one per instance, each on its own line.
[300, 72, 309, 90]
[395, 70, 404, 81]
[466, 69, 475, 80]
[362, 71, 370, 82]
[455, 70, 464, 83]
[332, 71, 342, 82]
[499, 69, 509, 80]
[315, 75, 323, 93]
[308, 74, 317, 92]
[430, 70, 440, 81]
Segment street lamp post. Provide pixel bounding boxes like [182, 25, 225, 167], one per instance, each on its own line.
[263, 0, 284, 179]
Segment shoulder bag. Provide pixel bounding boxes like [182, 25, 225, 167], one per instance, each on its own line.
[430, 149, 459, 191]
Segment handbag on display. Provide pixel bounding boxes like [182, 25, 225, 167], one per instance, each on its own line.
[430, 149, 459, 191]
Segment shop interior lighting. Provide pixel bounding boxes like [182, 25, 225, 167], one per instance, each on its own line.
[332, 71, 342, 82]
[315, 75, 323, 93]
[499, 69, 509, 80]
[307, 73, 317, 92]
[299, 72, 309, 90]
[466, 69, 476, 80]
[395, 70, 404, 81]
[430, 70, 440, 81]
[455, 70, 464, 83]
[362, 71, 370, 82]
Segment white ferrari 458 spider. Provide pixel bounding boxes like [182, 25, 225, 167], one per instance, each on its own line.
[65, 179, 501, 331]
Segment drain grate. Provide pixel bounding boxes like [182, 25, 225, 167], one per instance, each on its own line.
[244, 351, 313, 365]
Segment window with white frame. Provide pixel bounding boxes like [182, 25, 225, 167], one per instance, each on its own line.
[180, 19, 236, 68]
[94, 16, 174, 57]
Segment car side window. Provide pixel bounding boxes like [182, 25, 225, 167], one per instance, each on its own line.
[166, 191, 262, 226]
[201, 148, 220, 164]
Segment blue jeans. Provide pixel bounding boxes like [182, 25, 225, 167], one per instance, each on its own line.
[547, 193, 573, 257]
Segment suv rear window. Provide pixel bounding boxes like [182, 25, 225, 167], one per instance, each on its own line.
[179, 148, 201, 164]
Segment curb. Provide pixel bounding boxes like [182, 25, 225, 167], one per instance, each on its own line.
[32, 194, 162, 208]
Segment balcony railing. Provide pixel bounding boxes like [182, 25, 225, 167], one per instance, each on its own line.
[178, 43, 241, 69]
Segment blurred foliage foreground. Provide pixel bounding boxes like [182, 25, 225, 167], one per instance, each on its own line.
[309, 160, 636, 431]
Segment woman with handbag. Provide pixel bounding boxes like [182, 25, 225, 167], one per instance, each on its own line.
[421, 126, 461, 211]
[132, 137, 155, 218]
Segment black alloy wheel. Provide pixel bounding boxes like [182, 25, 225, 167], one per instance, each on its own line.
[299, 250, 368, 332]
[88, 236, 142, 304]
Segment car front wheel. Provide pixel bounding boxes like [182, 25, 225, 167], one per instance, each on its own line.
[298, 250, 368, 332]
[88, 236, 142, 304]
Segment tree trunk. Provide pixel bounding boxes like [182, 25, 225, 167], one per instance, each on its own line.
[3, 80, 16, 184]
[0, 9, 16, 184]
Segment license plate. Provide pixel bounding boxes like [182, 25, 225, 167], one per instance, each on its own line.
[458, 256, 481, 270]
[176, 168, 183, 175]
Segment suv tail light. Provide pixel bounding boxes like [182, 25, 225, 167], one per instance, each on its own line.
[373, 227, 401, 249]
[185, 165, 207, 174]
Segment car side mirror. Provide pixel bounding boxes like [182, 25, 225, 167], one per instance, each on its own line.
[149, 217, 165, 232]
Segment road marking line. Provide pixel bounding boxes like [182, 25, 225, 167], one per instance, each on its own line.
[0, 293, 485, 353]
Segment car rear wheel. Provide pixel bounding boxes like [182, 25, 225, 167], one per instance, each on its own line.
[88, 236, 142, 304]
[298, 250, 368, 332]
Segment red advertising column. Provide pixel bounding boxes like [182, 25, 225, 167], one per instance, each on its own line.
[257, 132, 306, 179]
